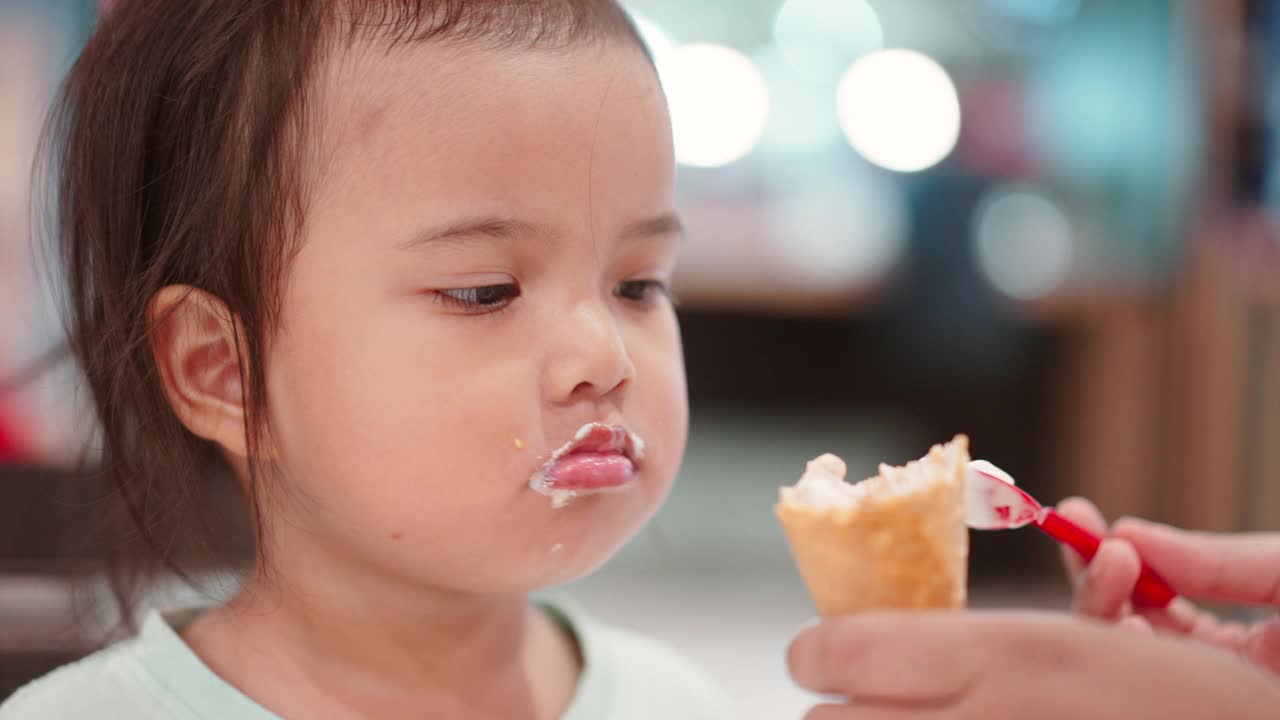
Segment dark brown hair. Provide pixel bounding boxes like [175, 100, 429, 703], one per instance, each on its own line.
[41, 0, 649, 635]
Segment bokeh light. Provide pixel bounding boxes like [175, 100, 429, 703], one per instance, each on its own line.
[768, 162, 907, 286]
[836, 49, 961, 173]
[664, 43, 770, 168]
[753, 46, 842, 156]
[773, 0, 882, 82]
[984, 0, 1080, 26]
[973, 185, 1075, 300]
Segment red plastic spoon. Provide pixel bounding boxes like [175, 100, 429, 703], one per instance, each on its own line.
[966, 460, 1177, 609]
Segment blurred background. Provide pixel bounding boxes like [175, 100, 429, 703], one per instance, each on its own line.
[2, 0, 1279, 715]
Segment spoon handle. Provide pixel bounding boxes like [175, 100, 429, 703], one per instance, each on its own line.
[1037, 509, 1177, 609]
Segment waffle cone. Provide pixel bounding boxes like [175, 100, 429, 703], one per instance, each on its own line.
[775, 436, 969, 616]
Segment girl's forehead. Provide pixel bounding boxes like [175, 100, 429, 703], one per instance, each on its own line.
[318, 39, 649, 137]
[310, 39, 667, 188]
[300, 39, 672, 238]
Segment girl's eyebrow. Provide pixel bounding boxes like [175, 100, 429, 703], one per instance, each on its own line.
[619, 212, 684, 243]
[398, 212, 684, 251]
[398, 217, 538, 251]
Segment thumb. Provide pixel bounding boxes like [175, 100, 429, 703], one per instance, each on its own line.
[1112, 520, 1280, 607]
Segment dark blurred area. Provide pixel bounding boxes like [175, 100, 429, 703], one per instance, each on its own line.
[2, 0, 1278, 712]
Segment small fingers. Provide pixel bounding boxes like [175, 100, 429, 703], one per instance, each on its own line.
[1073, 538, 1141, 621]
[1056, 497, 1109, 583]
[1146, 601, 1280, 678]
[1119, 615, 1153, 634]
[1243, 618, 1280, 678]
[1110, 520, 1280, 607]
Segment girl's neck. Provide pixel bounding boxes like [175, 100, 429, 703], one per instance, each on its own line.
[181, 561, 581, 719]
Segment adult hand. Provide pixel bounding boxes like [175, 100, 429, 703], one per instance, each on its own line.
[787, 611, 1280, 719]
[1057, 497, 1280, 676]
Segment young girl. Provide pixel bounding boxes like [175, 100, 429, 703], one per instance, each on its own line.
[1, 1, 728, 717]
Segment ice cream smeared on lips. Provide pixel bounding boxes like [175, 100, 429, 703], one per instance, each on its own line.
[530, 423, 645, 509]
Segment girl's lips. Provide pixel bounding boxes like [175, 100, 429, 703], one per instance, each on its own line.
[542, 452, 635, 490]
[529, 423, 645, 508]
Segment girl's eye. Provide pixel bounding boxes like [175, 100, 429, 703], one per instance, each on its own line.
[435, 284, 521, 313]
[615, 279, 672, 305]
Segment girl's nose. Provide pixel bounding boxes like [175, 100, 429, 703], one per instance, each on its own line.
[545, 299, 635, 403]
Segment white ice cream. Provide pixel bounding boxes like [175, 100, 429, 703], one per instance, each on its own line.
[782, 444, 966, 509]
[782, 453, 860, 508]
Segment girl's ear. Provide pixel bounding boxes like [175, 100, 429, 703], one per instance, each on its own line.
[148, 285, 259, 459]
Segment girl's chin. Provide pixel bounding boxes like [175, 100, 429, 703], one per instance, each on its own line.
[508, 527, 643, 589]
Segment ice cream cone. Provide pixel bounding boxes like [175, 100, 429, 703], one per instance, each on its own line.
[775, 436, 969, 616]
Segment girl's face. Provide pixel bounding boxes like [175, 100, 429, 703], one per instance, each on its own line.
[260, 38, 686, 593]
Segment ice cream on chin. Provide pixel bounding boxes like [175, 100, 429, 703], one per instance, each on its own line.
[775, 436, 970, 616]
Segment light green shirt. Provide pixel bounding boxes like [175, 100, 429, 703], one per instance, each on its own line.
[0, 602, 730, 719]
